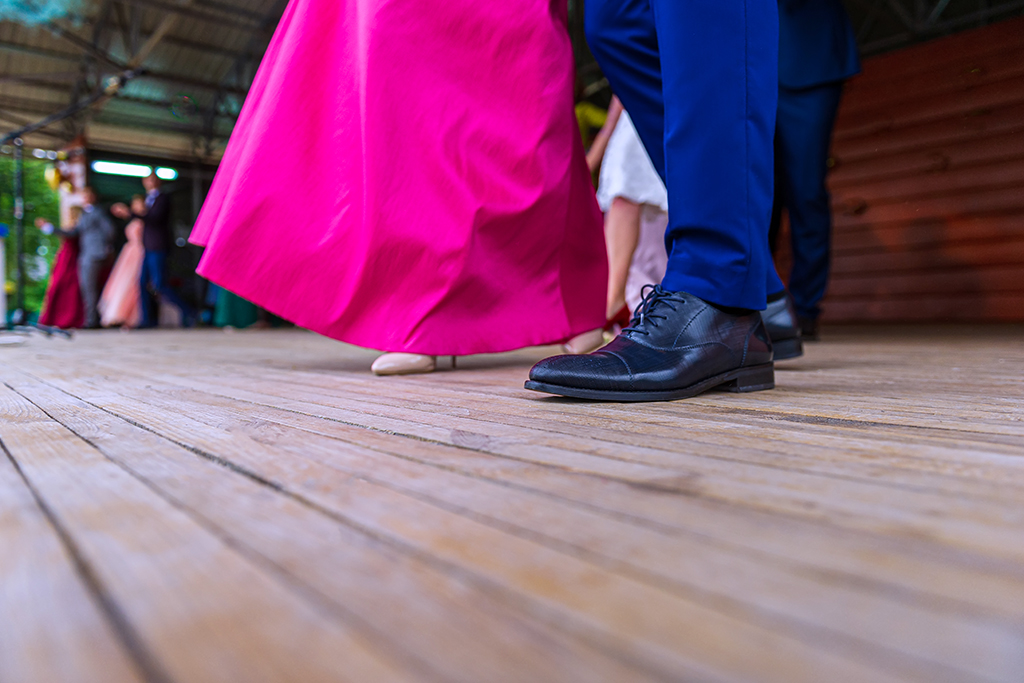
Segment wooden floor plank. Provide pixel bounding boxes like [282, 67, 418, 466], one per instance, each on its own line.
[37, 368, 1022, 682]
[0, 378, 414, 683]
[6, 371, 661, 683]
[84, 360, 1024, 565]
[4, 326, 1023, 683]
[23, 351, 1024, 620]
[0, 436, 142, 683]
[172, 361, 1024, 497]
[16, 368, 1014, 682]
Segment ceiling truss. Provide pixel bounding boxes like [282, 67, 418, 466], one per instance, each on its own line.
[847, 0, 1024, 54]
[0, 0, 284, 158]
[2, 0, 1022, 157]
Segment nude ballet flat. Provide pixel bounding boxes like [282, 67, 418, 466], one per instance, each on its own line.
[371, 352, 437, 376]
[562, 328, 605, 355]
[372, 333, 598, 375]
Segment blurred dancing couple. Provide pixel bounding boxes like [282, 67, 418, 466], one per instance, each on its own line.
[192, 0, 798, 402]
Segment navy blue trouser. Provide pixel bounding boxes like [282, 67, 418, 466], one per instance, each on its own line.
[769, 83, 845, 321]
[585, 0, 784, 310]
[139, 250, 193, 327]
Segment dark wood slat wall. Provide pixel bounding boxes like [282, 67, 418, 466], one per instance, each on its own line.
[776, 16, 1024, 323]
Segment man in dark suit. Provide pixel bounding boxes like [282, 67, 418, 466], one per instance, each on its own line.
[114, 173, 194, 327]
[771, 0, 861, 339]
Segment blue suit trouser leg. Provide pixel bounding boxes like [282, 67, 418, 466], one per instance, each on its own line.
[139, 251, 155, 327]
[586, 0, 779, 310]
[145, 250, 195, 324]
[775, 83, 844, 320]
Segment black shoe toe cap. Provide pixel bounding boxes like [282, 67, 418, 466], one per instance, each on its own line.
[529, 352, 632, 389]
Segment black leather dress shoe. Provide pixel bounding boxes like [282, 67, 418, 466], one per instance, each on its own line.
[762, 292, 803, 360]
[526, 286, 774, 402]
[798, 315, 820, 341]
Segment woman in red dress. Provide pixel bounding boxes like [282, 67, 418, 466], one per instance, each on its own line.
[37, 208, 85, 329]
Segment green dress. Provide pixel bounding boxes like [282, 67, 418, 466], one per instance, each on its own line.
[214, 288, 260, 328]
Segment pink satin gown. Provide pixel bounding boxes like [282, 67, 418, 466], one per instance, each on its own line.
[190, 0, 607, 356]
[99, 220, 144, 328]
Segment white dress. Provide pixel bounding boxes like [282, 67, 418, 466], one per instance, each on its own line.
[597, 111, 668, 213]
[596, 111, 670, 311]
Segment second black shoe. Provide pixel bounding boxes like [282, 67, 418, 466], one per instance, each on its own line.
[798, 315, 820, 341]
[762, 292, 804, 360]
[525, 286, 774, 402]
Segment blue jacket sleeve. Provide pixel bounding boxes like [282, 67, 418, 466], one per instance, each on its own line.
[778, 0, 861, 89]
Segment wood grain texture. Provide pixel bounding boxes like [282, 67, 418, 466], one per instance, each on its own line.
[836, 16, 1024, 114]
[1, 328, 1023, 682]
[776, 15, 1024, 323]
[0, 372, 413, 683]
[3, 374, 650, 683]
[0, 436, 142, 683]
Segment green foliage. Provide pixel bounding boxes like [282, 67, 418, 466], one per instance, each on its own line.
[0, 157, 61, 316]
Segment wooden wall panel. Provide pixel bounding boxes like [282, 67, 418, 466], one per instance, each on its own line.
[776, 16, 1024, 323]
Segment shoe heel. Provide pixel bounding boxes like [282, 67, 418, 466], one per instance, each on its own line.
[772, 337, 804, 361]
[724, 363, 775, 393]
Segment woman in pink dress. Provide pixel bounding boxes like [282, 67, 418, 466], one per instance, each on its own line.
[191, 0, 606, 374]
[99, 196, 147, 328]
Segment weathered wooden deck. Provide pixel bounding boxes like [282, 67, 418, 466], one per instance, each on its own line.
[1, 326, 1022, 683]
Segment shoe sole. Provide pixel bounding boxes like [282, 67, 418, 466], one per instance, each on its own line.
[525, 363, 775, 402]
[772, 336, 804, 361]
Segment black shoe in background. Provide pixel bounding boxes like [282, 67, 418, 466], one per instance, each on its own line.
[525, 286, 774, 402]
[798, 315, 820, 341]
[762, 292, 803, 360]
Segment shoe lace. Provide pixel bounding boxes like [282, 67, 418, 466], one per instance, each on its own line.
[622, 285, 686, 338]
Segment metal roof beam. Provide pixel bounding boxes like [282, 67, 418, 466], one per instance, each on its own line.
[48, 19, 126, 71]
[883, 0, 918, 29]
[133, 72, 248, 96]
[858, 0, 1024, 54]
[0, 109, 65, 140]
[0, 40, 248, 96]
[0, 35, 246, 66]
[110, 26, 251, 61]
[113, 1, 142, 57]
[61, 0, 116, 139]
[856, 0, 892, 41]
[115, 0, 263, 31]
[917, 0, 1024, 31]
[851, 0, 1024, 54]
[198, 0, 286, 157]
[123, 0, 196, 70]
[0, 73, 78, 87]
[0, 38, 80, 63]
[0, 75, 237, 120]
[926, 0, 955, 25]
[0, 94, 228, 139]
